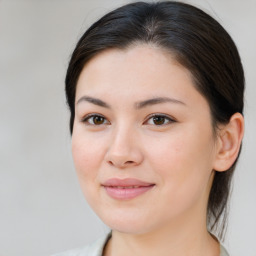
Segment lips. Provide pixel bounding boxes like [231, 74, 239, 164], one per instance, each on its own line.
[102, 178, 155, 200]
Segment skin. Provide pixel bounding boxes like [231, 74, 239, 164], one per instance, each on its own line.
[71, 45, 244, 256]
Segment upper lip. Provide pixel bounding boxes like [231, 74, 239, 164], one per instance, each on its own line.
[102, 178, 155, 187]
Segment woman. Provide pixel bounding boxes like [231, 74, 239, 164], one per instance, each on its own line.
[54, 1, 244, 255]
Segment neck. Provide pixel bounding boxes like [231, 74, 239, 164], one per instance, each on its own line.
[103, 210, 219, 256]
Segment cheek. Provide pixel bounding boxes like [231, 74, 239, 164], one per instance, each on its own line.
[152, 126, 215, 171]
[71, 133, 103, 183]
[144, 128, 215, 203]
[71, 133, 106, 209]
[146, 136, 196, 188]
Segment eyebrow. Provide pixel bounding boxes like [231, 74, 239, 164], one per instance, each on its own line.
[76, 96, 186, 109]
[135, 97, 186, 109]
[76, 96, 111, 108]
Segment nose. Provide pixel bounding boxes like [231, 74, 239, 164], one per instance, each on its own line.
[104, 126, 143, 169]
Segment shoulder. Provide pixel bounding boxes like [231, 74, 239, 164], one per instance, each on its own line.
[51, 233, 111, 256]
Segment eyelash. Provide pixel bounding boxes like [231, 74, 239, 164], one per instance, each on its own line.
[81, 113, 176, 126]
[81, 114, 109, 126]
[144, 113, 176, 126]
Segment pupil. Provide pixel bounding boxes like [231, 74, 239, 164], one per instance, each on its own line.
[93, 116, 104, 125]
[153, 116, 165, 125]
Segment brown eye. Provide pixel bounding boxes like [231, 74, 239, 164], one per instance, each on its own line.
[145, 114, 175, 126]
[82, 114, 108, 125]
[93, 116, 105, 125]
[152, 116, 166, 125]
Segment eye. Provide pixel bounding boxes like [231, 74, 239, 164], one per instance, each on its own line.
[81, 114, 109, 125]
[145, 114, 175, 126]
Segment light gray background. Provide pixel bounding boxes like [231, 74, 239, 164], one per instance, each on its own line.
[0, 0, 255, 255]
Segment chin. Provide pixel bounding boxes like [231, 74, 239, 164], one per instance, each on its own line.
[96, 208, 158, 235]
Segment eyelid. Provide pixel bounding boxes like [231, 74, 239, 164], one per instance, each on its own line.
[143, 113, 176, 125]
[81, 113, 110, 125]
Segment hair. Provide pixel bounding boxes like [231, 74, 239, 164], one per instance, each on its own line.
[65, 1, 244, 240]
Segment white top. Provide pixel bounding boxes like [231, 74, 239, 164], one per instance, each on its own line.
[51, 232, 230, 256]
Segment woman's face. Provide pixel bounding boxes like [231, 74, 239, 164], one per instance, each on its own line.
[72, 45, 219, 234]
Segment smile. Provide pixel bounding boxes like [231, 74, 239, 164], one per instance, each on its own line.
[102, 178, 155, 200]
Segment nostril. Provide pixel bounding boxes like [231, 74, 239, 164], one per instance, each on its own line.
[125, 161, 134, 164]
[108, 160, 114, 166]
[107, 160, 135, 168]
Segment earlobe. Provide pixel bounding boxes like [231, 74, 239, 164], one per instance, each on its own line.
[213, 113, 244, 172]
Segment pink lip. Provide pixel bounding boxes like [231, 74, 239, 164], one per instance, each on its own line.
[102, 178, 155, 200]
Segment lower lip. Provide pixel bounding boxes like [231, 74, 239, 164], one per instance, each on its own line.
[103, 185, 155, 200]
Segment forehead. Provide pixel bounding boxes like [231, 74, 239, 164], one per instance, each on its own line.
[76, 45, 194, 97]
[81, 44, 183, 75]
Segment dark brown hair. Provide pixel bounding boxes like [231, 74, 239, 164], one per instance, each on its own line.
[65, 1, 244, 240]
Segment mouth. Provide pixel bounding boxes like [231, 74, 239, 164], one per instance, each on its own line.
[102, 178, 155, 200]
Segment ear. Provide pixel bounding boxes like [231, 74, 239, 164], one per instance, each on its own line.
[213, 113, 244, 172]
